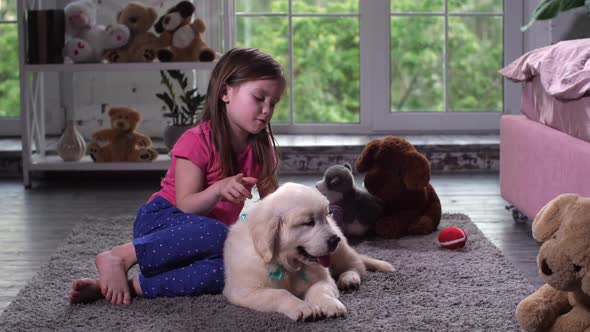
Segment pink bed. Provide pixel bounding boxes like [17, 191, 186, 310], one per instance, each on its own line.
[500, 38, 590, 220]
[500, 115, 590, 219]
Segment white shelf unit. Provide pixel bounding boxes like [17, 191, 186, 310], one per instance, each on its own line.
[30, 155, 171, 171]
[17, 0, 234, 187]
[24, 62, 217, 73]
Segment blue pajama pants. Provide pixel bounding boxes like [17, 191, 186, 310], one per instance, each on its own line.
[132, 196, 228, 299]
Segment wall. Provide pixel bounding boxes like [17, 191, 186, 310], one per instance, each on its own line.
[550, 6, 590, 43]
[521, 1, 590, 48]
[500, 0, 551, 116]
[523, 0, 551, 51]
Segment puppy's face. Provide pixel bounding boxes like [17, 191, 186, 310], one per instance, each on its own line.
[249, 183, 341, 270]
[315, 163, 354, 204]
[280, 204, 338, 268]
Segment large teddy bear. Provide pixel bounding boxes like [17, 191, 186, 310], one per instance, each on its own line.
[63, 0, 130, 63]
[154, 1, 215, 62]
[105, 2, 160, 63]
[516, 194, 590, 332]
[355, 136, 441, 238]
[88, 107, 157, 162]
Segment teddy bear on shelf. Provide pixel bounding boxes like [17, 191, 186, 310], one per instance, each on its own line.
[63, 0, 130, 63]
[104, 2, 160, 63]
[516, 194, 590, 332]
[355, 136, 441, 238]
[315, 162, 383, 239]
[64, 0, 96, 46]
[155, 1, 216, 62]
[88, 107, 158, 162]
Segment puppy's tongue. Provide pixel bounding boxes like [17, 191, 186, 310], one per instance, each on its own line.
[318, 255, 331, 267]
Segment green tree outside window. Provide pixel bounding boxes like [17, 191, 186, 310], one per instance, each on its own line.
[0, 0, 19, 118]
[236, 0, 503, 122]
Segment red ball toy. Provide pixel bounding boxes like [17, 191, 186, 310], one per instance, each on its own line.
[437, 226, 467, 249]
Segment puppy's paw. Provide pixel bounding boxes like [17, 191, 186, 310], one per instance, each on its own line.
[380, 261, 396, 272]
[317, 297, 347, 318]
[337, 271, 361, 291]
[285, 302, 323, 322]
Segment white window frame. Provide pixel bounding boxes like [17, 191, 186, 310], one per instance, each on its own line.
[0, 14, 20, 136]
[232, 0, 523, 135]
[0, 0, 525, 137]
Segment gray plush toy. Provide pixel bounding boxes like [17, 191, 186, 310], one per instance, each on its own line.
[315, 163, 383, 238]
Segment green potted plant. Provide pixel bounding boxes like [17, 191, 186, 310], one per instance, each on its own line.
[156, 70, 206, 150]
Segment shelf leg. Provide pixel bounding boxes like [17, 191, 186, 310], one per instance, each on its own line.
[29, 72, 45, 155]
[21, 72, 33, 188]
[23, 170, 32, 189]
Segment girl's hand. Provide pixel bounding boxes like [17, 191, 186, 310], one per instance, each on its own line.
[216, 173, 258, 204]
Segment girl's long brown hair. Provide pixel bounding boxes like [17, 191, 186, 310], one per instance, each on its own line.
[199, 48, 284, 197]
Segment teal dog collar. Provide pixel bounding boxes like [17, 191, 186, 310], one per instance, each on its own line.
[268, 264, 308, 282]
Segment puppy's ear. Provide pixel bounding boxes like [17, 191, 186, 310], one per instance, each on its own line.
[249, 204, 281, 263]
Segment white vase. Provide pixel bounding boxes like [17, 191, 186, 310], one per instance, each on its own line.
[57, 120, 86, 161]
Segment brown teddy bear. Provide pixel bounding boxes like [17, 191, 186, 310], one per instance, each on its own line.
[105, 2, 159, 63]
[154, 1, 215, 62]
[355, 136, 441, 238]
[516, 194, 590, 332]
[88, 107, 158, 162]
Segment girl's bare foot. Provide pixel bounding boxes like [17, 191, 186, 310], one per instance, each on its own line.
[95, 250, 132, 305]
[70, 278, 103, 303]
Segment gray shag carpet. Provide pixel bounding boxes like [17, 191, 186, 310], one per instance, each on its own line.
[0, 213, 535, 332]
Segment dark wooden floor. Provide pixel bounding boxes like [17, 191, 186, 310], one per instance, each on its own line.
[0, 172, 543, 314]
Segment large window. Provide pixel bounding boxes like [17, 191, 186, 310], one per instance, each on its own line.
[235, 0, 360, 125]
[0, 1, 18, 116]
[390, 1, 503, 113]
[234, 0, 520, 133]
[0, 1, 521, 136]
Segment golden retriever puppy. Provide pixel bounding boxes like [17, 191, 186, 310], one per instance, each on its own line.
[223, 182, 395, 321]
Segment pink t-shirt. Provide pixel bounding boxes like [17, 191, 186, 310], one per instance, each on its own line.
[149, 121, 261, 226]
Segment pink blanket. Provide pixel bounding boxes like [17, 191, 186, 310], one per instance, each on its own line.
[500, 38, 590, 100]
[521, 76, 590, 142]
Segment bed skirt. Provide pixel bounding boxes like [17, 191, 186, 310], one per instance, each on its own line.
[500, 115, 590, 219]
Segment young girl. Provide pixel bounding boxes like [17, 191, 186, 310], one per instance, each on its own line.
[70, 48, 285, 305]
